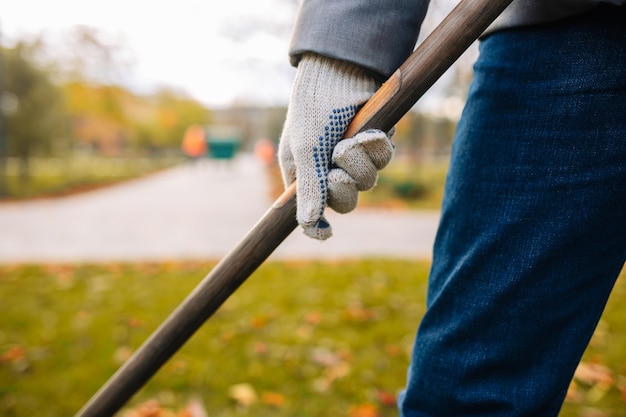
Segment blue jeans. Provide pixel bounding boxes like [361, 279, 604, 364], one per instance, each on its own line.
[399, 5, 626, 416]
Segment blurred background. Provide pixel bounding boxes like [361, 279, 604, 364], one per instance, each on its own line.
[0, 0, 473, 200]
[2, 1, 624, 417]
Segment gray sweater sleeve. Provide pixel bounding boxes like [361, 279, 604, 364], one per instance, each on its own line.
[289, 0, 625, 78]
[289, 0, 429, 80]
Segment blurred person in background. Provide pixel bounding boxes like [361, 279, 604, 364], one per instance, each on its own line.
[277, 0, 626, 415]
[181, 124, 207, 161]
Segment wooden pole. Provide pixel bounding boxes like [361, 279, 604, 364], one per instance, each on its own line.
[75, 0, 513, 415]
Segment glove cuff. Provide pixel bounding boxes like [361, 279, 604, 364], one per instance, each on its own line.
[293, 53, 379, 108]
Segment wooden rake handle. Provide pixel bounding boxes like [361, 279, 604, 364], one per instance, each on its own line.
[75, 0, 513, 415]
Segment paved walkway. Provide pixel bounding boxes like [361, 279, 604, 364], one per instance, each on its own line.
[0, 154, 440, 263]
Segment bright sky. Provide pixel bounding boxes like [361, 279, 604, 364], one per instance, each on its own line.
[1, 0, 472, 115]
[1, 0, 299, 108]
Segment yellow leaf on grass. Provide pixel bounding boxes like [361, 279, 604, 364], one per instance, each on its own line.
[261, 391, 286, 407]
[349, 403, 380, 417]
[343, 306, 376, 322]
[229, 383, 258, 407]
[0, 346, 26, 363]
[250, 315, 269, 329]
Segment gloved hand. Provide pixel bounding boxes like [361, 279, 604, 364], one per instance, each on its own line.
[278, 53, 394, 240]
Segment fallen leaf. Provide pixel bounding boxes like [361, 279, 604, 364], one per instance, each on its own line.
[304, 311, 322, 325]
[178, 398, 208, 417]
[343, 306, 376, 322]
[250, 315, 269, 329]
[253, 341, 268, 355]
[44, 264, 75, 282]
[311, 361, 352, 392]
[0, 345, 30, 373]
[261, 391, 286, 407]
[128, 317, 143, 328]
[377, 390, 397, 407]
[384, 345, 401, 357]
[221, 331, 235, 342]
[229, 383, 258, 407]
[1, 346, 26, 363]
[326, 361, 351, 381]
[349, 403, 380, 417]
[310, 347, 341, 367]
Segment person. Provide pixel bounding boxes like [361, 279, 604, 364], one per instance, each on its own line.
[277, 0, 626, 415]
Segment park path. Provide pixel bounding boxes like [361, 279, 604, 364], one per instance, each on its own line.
[0, 154, 440, 264]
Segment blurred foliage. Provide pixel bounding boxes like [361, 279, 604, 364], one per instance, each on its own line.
[63, 82, 210, 153]
[393, 111, 457, 160]
[0, 261, 624, 417]
[360, 158, 449, 211]
[2, 41, 66, 180]
[55, 26, 210, 153]
[0, 27, 210, 196]
[0, 26, 464, 203]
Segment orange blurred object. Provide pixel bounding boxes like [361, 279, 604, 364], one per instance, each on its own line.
[254, 138, 276, 165]
[181, 124, 207, 158]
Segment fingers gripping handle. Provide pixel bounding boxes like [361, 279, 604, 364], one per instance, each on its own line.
[286, 0, 515, 217]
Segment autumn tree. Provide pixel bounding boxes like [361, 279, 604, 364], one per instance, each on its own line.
[57, 26, 209, 153]
[151, 88, 210, 148]
[2, 41, 66, 180]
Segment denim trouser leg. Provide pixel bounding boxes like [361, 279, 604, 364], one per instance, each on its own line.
[399, 6, 626, 417]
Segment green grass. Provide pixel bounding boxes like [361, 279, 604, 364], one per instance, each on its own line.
[360, 159, 449, 211]
[1, 155, 182, 200]
[0, 261, 624, 416]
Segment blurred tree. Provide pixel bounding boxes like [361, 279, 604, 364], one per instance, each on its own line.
[150, 88, 210, 149]
[2, 25, 211, 157]
[57, 25, 135, 86]
[3, 41, 65, 181]
[53, 27, 210, 154]
[56, 26, 134, 154]
[63, 82, 132, 154]
[0, 25, 7, 197]
[126, 88, 210, 152]
[63, 83, 210, 154]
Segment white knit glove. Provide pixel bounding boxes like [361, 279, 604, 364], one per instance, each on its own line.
[278, 53, 394, 240]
